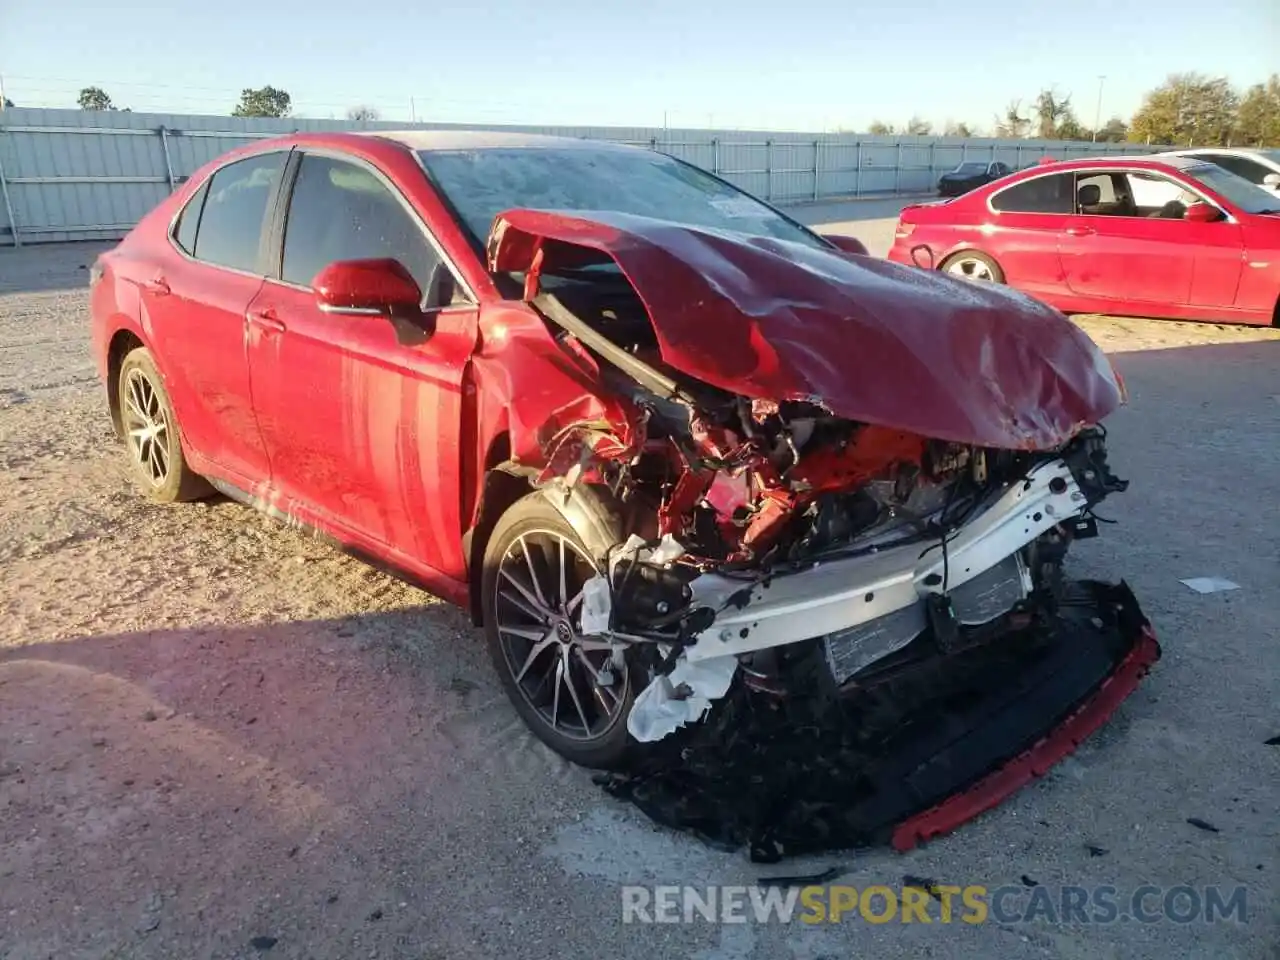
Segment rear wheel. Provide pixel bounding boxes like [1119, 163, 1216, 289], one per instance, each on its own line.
[117, 347, 211, 503]
[941, 250, 1004, 284]
[481, 492, 636, 769]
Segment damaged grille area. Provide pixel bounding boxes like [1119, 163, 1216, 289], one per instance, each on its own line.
[597, 580, 1157, 862]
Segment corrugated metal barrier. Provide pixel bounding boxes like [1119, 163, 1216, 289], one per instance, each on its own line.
[0, 107, 1153, 246]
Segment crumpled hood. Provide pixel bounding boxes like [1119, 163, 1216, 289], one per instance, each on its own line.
[488, 209, 1124, 450]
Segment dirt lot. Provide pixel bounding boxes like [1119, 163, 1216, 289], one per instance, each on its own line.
[1, 224, 1278, 960]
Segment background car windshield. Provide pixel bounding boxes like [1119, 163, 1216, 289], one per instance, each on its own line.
[954, 162, 987, 173]
[1186, 163, 1280, 212]
[418, 147, 825, 252]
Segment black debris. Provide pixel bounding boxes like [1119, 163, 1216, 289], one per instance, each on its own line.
[1186, 817, 1220, 833]
[758, 866, 844, 888]
[286, 845, 299, 858]
[249, 936, 278, 951]
[366, 908, 384, 922]
[326, 893, 340, 904]
[1265, 735, 1280, 746]
[1086, 845, 1109, 857]
[141, 710, 158, 722]
[1021, 875, 1039, 887]
[903, 875, 942, 901]
[449, 677, 480, 696]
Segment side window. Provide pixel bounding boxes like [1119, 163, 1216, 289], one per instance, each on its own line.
[281, 154, 442, 294]
[1125, 173, 1196, 216]
[990, 173, 1074, 213]
[172, 181, 208, 255]
[192, 152, 286, 273]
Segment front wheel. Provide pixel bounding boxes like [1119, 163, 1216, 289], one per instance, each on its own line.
[940, 250, 1005, 284]
[480, 492, 637, 769]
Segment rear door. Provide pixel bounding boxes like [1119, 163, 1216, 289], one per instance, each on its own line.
[245, 150, 477, 576]
[984, 171, 1075, 296]
[140, 151, 287, 484]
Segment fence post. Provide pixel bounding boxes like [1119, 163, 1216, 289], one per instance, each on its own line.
[929, 140, 935, 185]
[712, 137, 720, 175]
[812, 139, 820, 202]
[855, 141, 862, 197]
[0, 146, 18, 247]
[894, 141, 902, 195]
[649, 137, 657, 152]
[1017, 144, 1023, 169]
[765, 139, 773, 201]
[158, 127, 176, 191]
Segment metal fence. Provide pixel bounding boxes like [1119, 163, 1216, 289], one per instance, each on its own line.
[0, 107, 1156, 246]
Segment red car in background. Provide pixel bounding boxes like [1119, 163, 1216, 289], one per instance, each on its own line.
[889, 155, 1280, 325]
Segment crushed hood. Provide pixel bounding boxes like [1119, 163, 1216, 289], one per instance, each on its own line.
[488, 209, 1125, 450]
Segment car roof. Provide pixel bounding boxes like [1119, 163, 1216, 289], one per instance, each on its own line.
[1161, 147, 1275, 159]
[356, 129, 639, 153]
[1016, 154, 1214, 174]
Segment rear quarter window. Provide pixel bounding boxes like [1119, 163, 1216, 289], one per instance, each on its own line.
[172, 182, 208, 255]
[990, 173, 1074, 213]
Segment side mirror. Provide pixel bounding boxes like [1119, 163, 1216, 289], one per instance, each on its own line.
[1184, 202, 1225, 223]
[821, 234, 869, 256]
[1263, 173, 1280, 188]
[313, 258, 423, 316]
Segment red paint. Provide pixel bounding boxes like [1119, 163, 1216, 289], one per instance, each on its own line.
[313, 258, 423, 312]
[890, 625, 1161, 851]
[889, 156, 1280, 325]
[490, 208, 1124, 450]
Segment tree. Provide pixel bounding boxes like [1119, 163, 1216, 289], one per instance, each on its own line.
[904, 115, 932, 136]
[1234, 75, 1280, 146]
[943, 120, 974, 138]
[1128, 73, 1237, 146]
[1033, 88, 1075, 139]
[346, 105, 380, 122]
[1094, 116, 1129, 143]
[78, 86, 114, 111]
[2, 97, 13, 109]
[232, 86, 292, 118]
[994, 99, 1030, 138]
[867, 120, 895, 135]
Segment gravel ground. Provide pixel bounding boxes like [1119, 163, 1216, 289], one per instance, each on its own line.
[1, 217, 1277, 960]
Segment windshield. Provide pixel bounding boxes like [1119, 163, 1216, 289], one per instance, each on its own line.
[418, 147, 826, 254]
[1186, 163, 1280, 213]
[953, 162, 987, 174]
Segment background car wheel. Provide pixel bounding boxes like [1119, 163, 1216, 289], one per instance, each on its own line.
[481, 492, 636, 770]
[117, 347, 211, 503]
[941, 251, 1004, 283]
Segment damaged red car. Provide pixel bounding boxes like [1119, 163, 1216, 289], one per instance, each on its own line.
[90, 131, 1159, 859]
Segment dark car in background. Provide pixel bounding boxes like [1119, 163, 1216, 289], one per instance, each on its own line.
[937, 159, 1012, 196]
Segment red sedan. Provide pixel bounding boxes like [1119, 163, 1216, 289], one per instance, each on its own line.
[90, 131, 1158, 855]
[889, 155, 1280, 325]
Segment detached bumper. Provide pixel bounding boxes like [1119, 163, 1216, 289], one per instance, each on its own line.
[600, 580, 1159, 861]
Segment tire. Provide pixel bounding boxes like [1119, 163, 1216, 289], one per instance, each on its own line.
[117, 347, 211, 503]
[940, 250, 1005, 284]
[481, 491, 637, 769]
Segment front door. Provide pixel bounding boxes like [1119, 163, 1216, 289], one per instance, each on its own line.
[245, 151, 477, 578]
[1059, 171, 1199, 304]
[141, 151, 287, 484]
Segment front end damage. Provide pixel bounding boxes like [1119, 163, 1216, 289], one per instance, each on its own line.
[485, 209, 1159, 858]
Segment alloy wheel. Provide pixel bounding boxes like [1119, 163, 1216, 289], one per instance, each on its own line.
[122, 367, 171, 487]
[945, 256, 995, 282]
[492, 530, 629, 742]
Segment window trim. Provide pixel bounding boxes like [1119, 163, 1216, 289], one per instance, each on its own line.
[269, 146, 476, 305]
[165, 148, 293, 280]
[987, 165, 1237, 222]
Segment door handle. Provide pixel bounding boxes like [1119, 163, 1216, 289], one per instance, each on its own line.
[144, 275, 170, 296]
[1064, 225, 1096, 237]
[247, 307, 287, 334]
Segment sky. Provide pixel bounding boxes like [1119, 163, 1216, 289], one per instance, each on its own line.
[2, 0, 1277, 132]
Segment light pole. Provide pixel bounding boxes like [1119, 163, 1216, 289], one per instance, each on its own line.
[1092, 75, 1106, 141]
